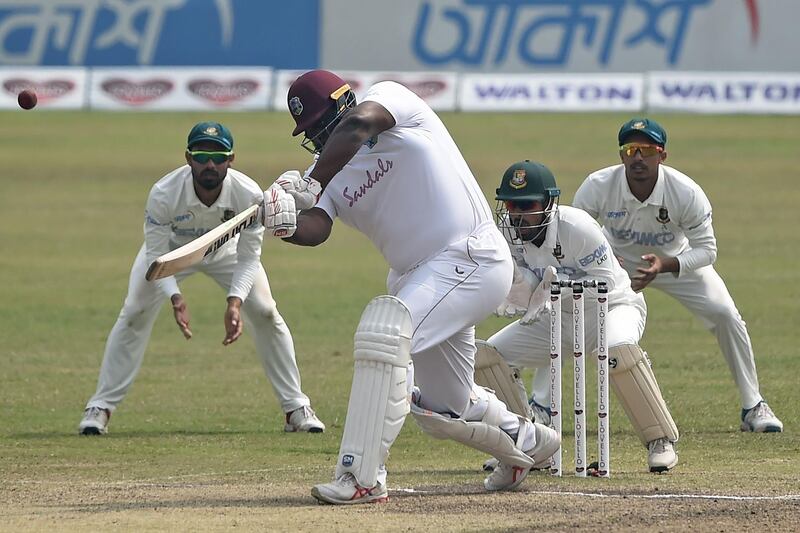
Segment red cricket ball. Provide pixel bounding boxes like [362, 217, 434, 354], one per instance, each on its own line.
[18, 90, 38, 110]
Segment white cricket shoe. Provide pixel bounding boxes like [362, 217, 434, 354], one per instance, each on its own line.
[482, 401, 554, 472]
[484, 423, 560, 491]
[78, 406, 110, 435]
[311, 473, 388, 505]
[647, 437, 678, 473]
[741, 401, 783, 433]
[284, 405, 325, 433]
[482, 456, 500, 472]
[529, 399, 552, 426]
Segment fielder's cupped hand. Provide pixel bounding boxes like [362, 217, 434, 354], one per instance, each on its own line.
[171, 295, 192, 340]
[274, 170, 322, 210]
[223, 297, 243, 345]
[261, 182, 297, 237]
[631, 253, 661, 291]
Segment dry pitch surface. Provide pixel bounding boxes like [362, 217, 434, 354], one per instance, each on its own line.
[4, 466, 799, 532]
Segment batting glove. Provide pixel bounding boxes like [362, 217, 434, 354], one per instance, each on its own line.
[275, 170, 322, 210]
[261, 183, 297, 238]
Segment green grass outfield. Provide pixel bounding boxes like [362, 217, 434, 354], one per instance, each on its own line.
[1, 111, 799, 531]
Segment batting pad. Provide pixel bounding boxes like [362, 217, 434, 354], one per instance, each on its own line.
[609, 344, 679, 445]
[410, 389, 535, 469]
[474, 340, 532, 419]
[335, 296, 413, 488]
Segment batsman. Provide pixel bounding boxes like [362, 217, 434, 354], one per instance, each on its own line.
[480, 160, 680, 473]
[261, 70, 559, 504]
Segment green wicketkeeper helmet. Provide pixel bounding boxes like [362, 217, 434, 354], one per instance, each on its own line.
[495, 160, 561, 202]
[494, 160, 561, 244]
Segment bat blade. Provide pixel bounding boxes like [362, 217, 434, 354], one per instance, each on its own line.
[145, 204, 260, 281]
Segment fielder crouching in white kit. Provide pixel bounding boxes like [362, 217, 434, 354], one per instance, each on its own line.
[78, 121, 324, 435]
[571, 118, 782, 433]
[261, 70, 559, 504]
[483, 160, 679, 472]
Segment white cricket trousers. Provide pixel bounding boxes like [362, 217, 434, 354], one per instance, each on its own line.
[634, 264, 763, 410]
[489, 293, 647, 409]
[85, 244, 310, 413]
[387, 222, 515, 421]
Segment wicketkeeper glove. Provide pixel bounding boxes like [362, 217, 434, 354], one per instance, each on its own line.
[495, 265, 537, 318]
[519, 266, 558, 326]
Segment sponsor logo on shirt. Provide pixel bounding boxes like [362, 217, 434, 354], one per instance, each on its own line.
[175, 212, 194, 222]
[608, 227, 676, 246]
[606, 210, 627, 219]
[579, 243, 609, 267]
[342, 158, 394, 207]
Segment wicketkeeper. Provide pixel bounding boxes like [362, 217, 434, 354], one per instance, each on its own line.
[480, 160, 680, 473]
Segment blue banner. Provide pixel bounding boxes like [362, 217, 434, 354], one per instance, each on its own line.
[0, 0, 319, 67]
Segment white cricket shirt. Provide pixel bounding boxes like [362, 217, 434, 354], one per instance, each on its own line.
[504, 205, 642, 307]
[144, 165, 264, 300]
[573, 164, 716, 277]
[315, 81, 493, 273]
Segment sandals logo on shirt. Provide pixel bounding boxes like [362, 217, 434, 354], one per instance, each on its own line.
[342, 159, 394, 207]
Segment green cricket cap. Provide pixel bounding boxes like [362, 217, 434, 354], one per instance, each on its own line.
[618, 118, 667, 147]
[187, 121, 234, 151]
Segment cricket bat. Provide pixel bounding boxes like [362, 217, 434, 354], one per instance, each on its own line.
[145, 204, 261, 281]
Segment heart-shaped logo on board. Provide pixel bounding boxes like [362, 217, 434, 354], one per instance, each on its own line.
[389, 79, 448, 100]
[3, 79, 76, 102]
[101, 78, 173, 105]
[187, 79, 260, 104]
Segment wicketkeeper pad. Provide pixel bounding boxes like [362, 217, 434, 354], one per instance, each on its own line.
[609, 344, 679, 445]
[474, 340, 532, 419]
[410, 387, 535, 469]
[334, 296, 413, 488]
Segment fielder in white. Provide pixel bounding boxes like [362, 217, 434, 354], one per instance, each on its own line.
[78, 121, 324, 435]
[484, 160, 679, 473]
[572, 118, 782, 433]
[261, 70, 559, 504]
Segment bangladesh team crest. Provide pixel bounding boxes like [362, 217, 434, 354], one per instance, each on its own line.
[510, 168, 527, 189]
[656, 206, 670, 224]
[289, 96, 303, 116]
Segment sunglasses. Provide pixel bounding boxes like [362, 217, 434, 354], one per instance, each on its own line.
[188, 150, 233, 164]
[504, 200, 540, 211]
[620, 143, 663, 157]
